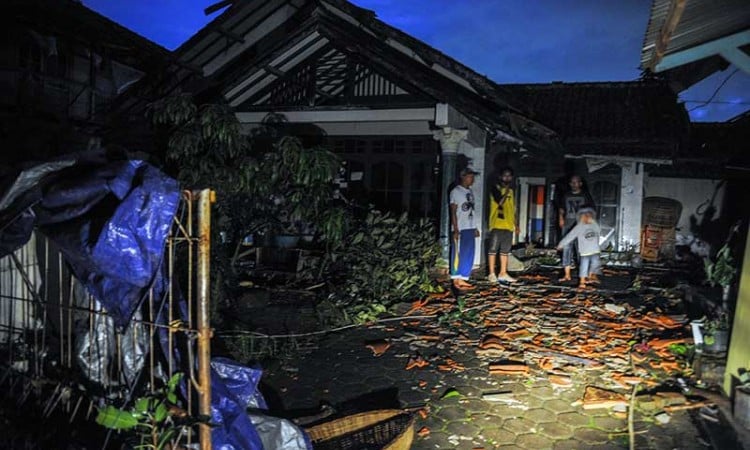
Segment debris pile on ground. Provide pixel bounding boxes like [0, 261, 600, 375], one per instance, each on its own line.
[395, 269, 692, 392]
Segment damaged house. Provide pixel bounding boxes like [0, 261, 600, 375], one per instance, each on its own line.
[115, 0, 559, 267]
[0, 0, 170, 162]
[500, 80, 746, 258]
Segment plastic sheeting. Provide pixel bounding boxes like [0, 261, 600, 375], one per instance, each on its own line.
[0, 152, 312, 450]
[211, 358, 311, 450]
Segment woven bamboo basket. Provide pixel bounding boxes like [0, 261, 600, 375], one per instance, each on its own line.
[305, 409, 415, 450]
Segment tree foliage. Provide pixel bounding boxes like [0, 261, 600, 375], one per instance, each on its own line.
[329, 211, 441, 321]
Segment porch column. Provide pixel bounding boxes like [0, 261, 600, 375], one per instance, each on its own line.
[620, 162, 644, 251]
[433, 127, 468, 259]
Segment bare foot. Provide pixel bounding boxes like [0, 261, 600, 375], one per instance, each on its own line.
[558, 276, 572, 282]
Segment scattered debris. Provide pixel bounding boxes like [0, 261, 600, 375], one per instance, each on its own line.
[655, 412, 671, 424]
[549, 374, 573, 387]
[405, 355, 429, 370]
[580, 386, 628, 410]
[489, 361, 529, 376]
[364, 339, 391, 356]
[604, 303, 626, 314]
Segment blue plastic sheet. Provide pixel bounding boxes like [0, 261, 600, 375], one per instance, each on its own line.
[0, 153, 312, 449]
[210, 358, 266, 450]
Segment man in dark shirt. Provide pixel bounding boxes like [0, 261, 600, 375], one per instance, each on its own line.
[558, 175, 594, 281]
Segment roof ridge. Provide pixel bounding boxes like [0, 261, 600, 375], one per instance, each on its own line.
[499, 80, 666, 88]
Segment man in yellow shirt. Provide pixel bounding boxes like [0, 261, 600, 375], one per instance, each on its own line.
[487, 167, 518, 283]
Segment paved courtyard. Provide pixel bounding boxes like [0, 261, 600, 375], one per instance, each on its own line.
[254, 267, 725, 449]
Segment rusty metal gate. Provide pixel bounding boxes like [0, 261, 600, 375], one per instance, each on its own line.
[0, 189, 213, 449]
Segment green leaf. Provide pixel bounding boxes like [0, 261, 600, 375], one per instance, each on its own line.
[440, 388, 462, 400]
[96, 405, 139, 430]
[167, 373, 183, 393]
[154, 403, 168, 423]
[134, 398, 152, 416]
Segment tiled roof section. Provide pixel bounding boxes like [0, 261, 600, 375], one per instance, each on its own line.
[641, 0, 750, 71]
[499, 81, 689, 154]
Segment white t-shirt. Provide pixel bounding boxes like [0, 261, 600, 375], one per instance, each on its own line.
[450, 185, 476, 231]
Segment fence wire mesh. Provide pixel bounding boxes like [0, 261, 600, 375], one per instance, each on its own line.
[0, 190, 212, 449]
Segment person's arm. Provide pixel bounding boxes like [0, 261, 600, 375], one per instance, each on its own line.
[557, 223, 581, 248]
[558, 193, 567, 228]
[513, 189, 520, 234]
[450, 203, 459, 241]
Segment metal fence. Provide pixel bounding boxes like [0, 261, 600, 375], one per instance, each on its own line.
[0, 189, 213, 449]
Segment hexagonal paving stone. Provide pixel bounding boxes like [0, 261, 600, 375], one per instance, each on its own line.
[451, 385, 483, 398]
[488, 404, 522, 419]
[443, 420, 482, 439]
[512, 393, 545, 409]
[539, 421, 573, 440]
[558, 411, 592, 428]
[436, 405, 469, 422]
[553, 438, 584, 450]
[460, 397, 491, 413]
[593, 415, 626, 432]
[572, 427, 609, 445]
[516, 433, 554, 449]
[524, 408, 557, 424]
[527, 385, 557, 401]
[502, 417, 537, 434]
[481, 427, 517, 445]
[543, 398, 575, 414]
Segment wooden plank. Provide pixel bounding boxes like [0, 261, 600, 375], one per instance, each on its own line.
[646, 0, 687, 71]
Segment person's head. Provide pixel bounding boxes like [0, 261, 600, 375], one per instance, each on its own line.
[459, 167, 479, 187]
[499, 167, 514, 186]
[577, 206, 596, 224]
[569, 175, 583, 193]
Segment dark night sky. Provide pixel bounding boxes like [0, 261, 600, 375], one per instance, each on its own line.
[87, 0, 749, 122]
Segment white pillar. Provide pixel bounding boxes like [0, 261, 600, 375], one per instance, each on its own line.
[458, 141, 486, 267]
[433, 128, 468, 260]
[619, 162, 644, 251]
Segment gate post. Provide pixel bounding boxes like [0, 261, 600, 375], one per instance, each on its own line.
[196, 189, 215, 450]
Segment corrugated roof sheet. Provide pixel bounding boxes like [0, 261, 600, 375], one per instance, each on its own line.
[641, 0, 750, 70]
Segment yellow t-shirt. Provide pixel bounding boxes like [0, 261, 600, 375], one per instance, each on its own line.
[489, 186, 515, 230]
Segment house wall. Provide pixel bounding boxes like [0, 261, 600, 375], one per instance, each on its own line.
[644, 176, 725, 238]
[619, 162, 644, 250]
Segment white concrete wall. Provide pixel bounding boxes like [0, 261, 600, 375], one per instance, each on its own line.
[644, 176, 725, 235]
[619, 162, 644, 251]
[458, 141, 486, 267]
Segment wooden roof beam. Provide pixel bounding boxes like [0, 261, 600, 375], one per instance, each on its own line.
[215, 26, 245, 44]
[646, 0, 687, 71]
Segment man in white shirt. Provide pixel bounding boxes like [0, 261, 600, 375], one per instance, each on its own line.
[449, 167, 480, 289]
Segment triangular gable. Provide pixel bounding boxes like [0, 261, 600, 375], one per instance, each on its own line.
[227, 37, 432, 110]
[174, 0, 523, 129]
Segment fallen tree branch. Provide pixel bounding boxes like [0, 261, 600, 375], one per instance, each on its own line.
[216, 314, 437, 339]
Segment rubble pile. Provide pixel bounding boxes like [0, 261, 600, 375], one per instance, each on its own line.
[395, 268, 693, 397]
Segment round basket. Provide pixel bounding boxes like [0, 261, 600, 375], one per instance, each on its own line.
[305, 409, 415, 450]
[643, 197, 682, 228]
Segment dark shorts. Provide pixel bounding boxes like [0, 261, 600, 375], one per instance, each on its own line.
[488, 229, 513, 255]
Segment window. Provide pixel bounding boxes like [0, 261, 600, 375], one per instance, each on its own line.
[371, 161, 404, 213]
[591, 180, 619, 249]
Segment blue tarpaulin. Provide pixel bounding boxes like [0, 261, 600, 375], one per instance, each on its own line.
[0, 152, 310, 450]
